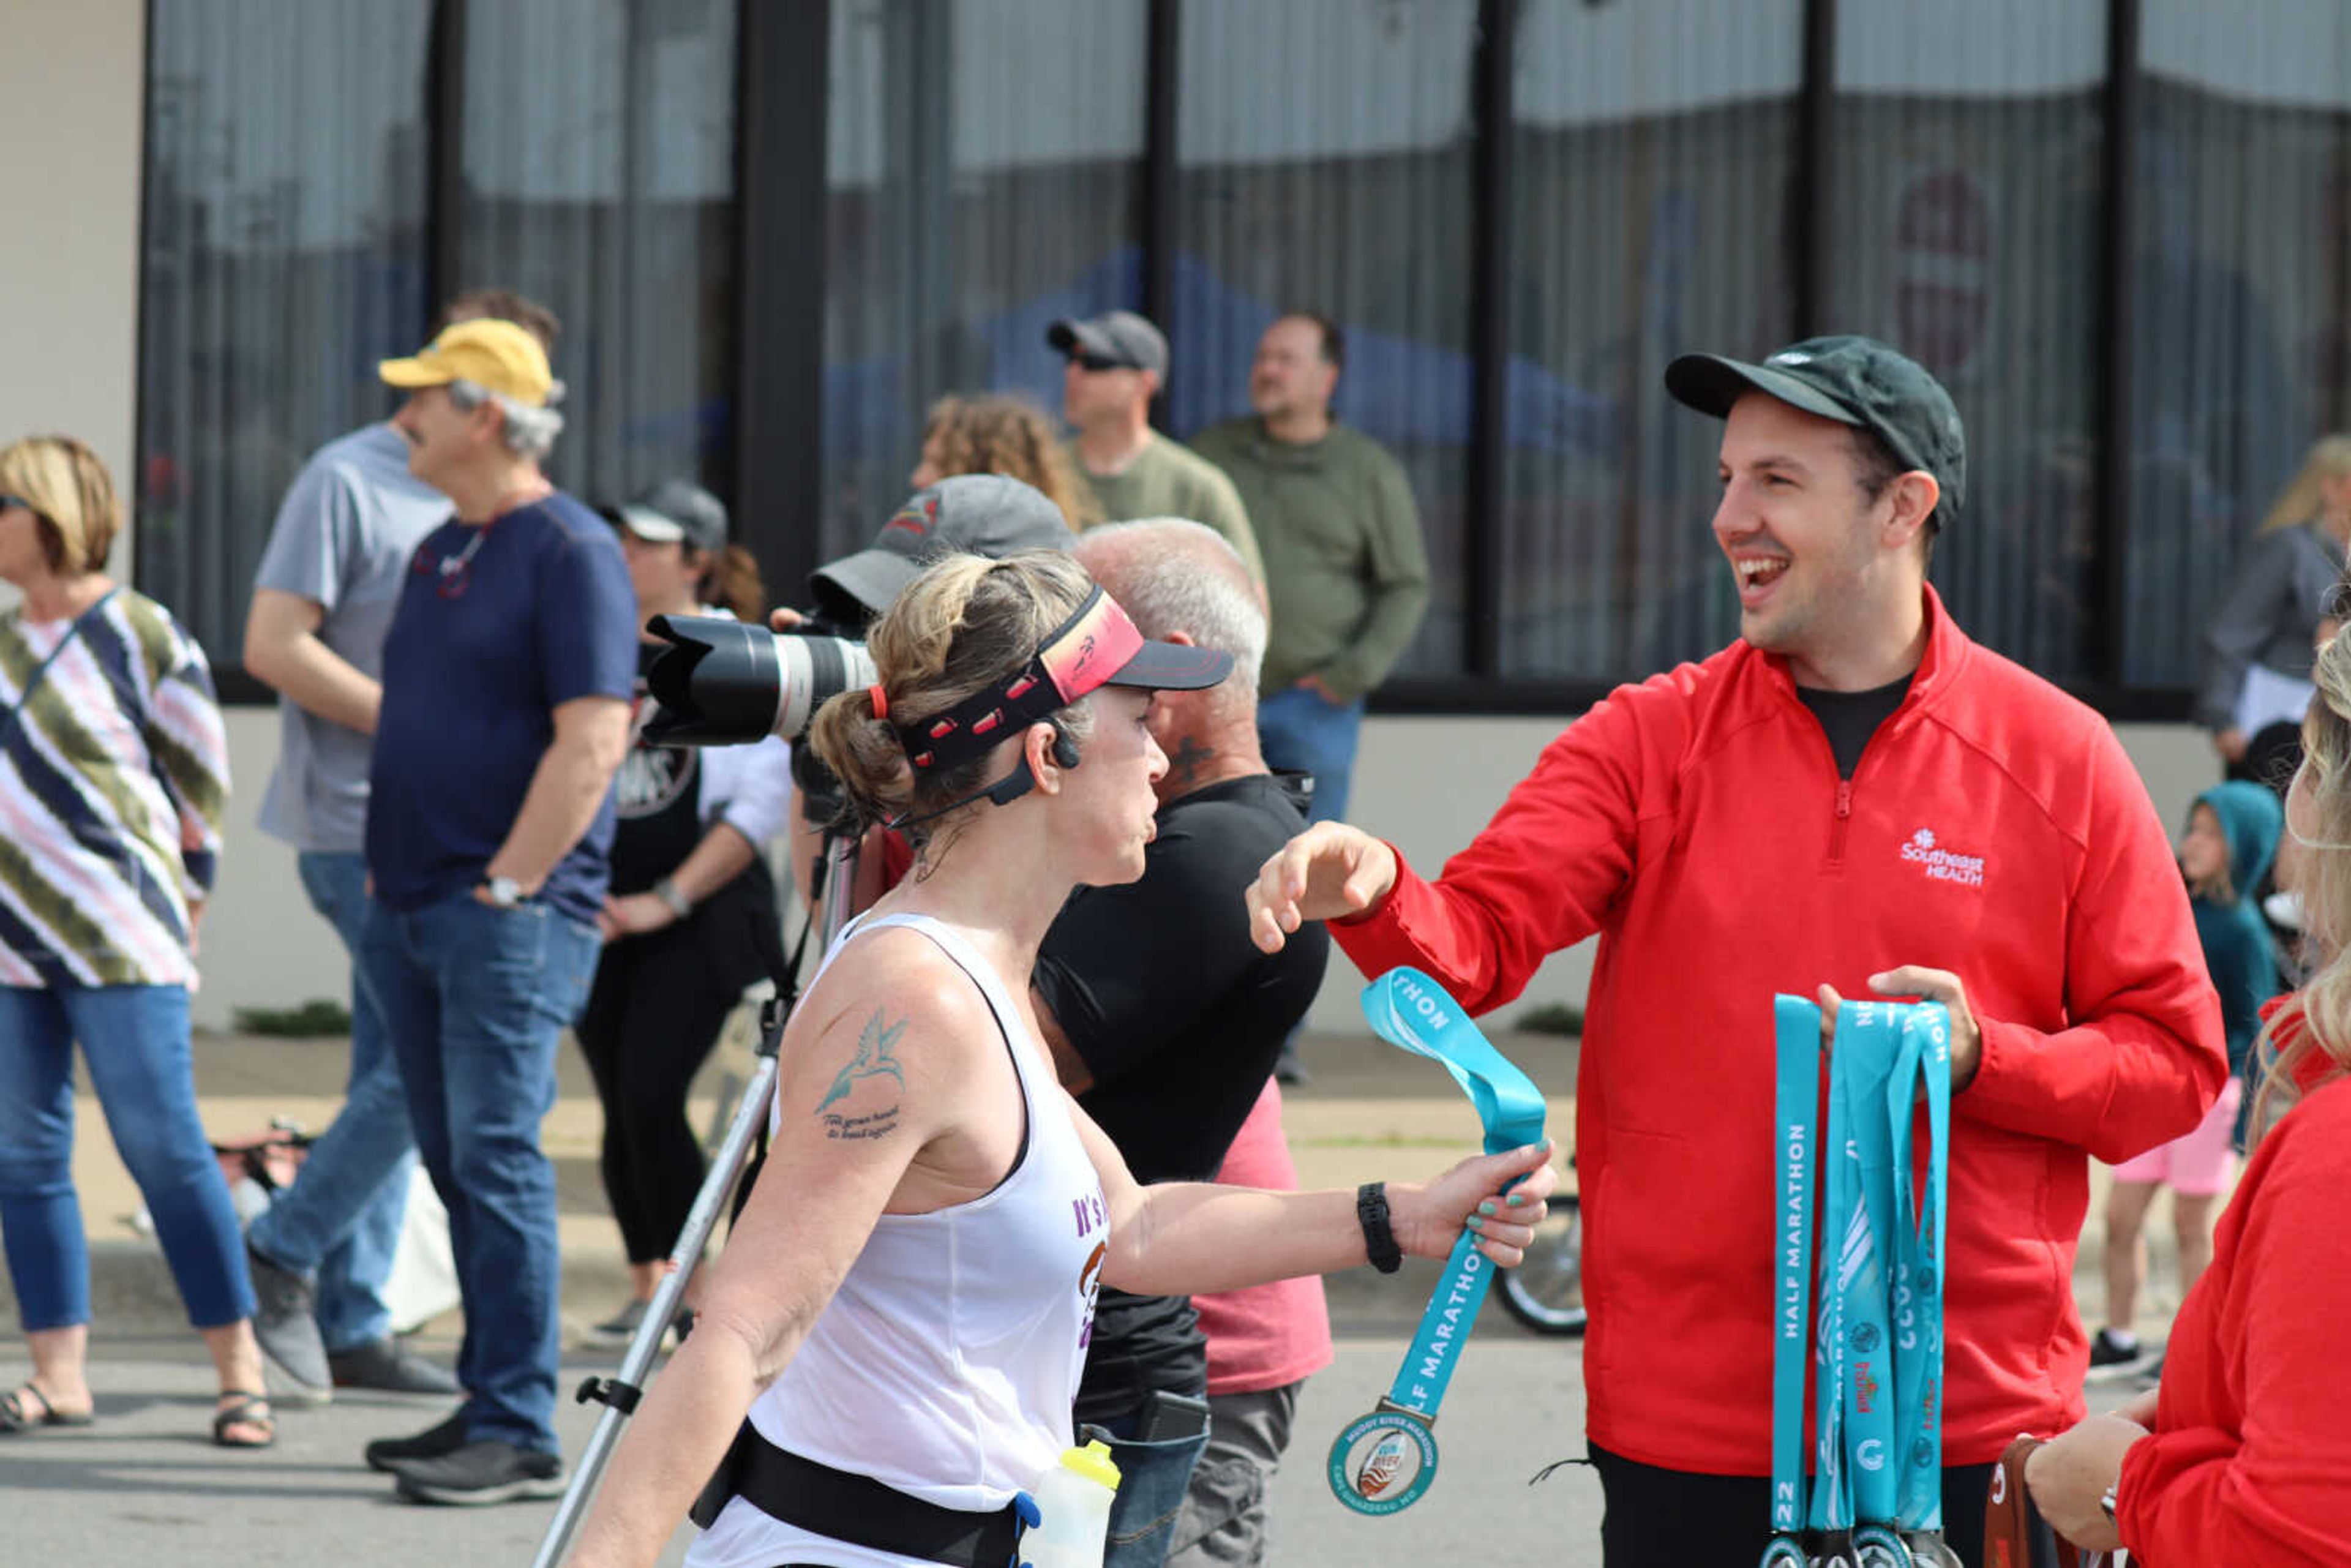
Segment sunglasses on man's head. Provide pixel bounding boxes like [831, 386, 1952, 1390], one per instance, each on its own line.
[1070, 352, 1131, 373]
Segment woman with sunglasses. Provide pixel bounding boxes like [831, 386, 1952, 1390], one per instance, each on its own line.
[0, 435, 274, 1447]
[560, 550, 1554, 1568]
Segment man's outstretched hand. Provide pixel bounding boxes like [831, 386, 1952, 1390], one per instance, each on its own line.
[1245, 822, 1400, 953]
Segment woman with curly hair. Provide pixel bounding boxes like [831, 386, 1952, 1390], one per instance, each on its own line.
[910, 394, 1099, 530]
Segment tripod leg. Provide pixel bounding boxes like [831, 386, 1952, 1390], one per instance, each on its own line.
[528, 1043, 780, 1568]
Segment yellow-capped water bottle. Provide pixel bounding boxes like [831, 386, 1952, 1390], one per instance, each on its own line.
[1019, 1437, 1122, 1568]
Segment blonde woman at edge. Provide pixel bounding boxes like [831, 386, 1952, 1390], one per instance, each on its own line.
[0, 435, 272, 1447]
[562, 550, 1554, 1568]
[2028, 622, 2351, 1559]
[2199, 435, 2351, 782]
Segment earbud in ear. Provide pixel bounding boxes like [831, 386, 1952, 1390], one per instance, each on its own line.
[1051, 724, 1081, 770]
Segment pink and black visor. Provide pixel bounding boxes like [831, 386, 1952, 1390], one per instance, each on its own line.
[894, 585, 1230, 774]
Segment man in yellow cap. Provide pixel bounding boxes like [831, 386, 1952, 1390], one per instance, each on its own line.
[353, 317, 639, 1504]
[241, 292, 557, 1412]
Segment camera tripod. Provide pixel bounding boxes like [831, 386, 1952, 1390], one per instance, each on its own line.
[530, 828, 863, 1568]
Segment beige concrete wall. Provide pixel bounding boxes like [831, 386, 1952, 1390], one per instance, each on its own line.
[198, 708, 348, 1030]
[0, 4, 144, 583]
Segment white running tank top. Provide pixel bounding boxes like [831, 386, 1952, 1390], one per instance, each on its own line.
[687, 912, 1111, 1568]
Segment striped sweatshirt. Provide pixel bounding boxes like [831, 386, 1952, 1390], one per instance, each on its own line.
[0, 588, 230, 988]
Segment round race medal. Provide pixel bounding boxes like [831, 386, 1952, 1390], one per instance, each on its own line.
[1903, 1532, 1965, 1568]
[1327, 1405, 1439, 1515]
[1757, 1537, 1810, 1568]
[1851, 1524, 1916, 1567]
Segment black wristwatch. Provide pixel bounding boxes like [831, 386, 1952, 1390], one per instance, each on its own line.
[1356, 1182, 1403, 1274]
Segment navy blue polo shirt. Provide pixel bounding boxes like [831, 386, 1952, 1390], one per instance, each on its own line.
[367, 491, 637, 925]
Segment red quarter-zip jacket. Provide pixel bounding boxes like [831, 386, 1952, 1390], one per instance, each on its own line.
[1333, 587, 2224, 1473]
[2117, 1028, 2351, 1566]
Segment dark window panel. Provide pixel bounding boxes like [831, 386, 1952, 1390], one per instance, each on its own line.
[1502, 0, 1804, 681]
[136, 0, 434, 666]
[1171, 0, 1479, 679]
[820, 0, 1150, 565]
[454, 0, 740, 518]
[2128, 5, 2351, 689]
[1827, 2, 2109, 685]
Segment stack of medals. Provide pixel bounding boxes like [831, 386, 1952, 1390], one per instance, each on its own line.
[1766, 996, 1960, 1568]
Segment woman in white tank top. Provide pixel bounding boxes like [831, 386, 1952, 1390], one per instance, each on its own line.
[563, 551, 1556, 1568]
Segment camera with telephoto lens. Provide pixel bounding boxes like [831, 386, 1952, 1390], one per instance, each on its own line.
[642, 614, 877, 746]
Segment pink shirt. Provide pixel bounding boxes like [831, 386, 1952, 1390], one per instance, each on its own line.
[1192, 1081, 1334, 1396]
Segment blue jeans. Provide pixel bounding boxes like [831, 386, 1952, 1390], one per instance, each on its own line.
[1257, 685, 1365, 826]
[245, 850, 414, 1352]
[0, 983, 257, 1332]
[1098, 1403, 1213, 1568]
[360, 891, 599, 1453]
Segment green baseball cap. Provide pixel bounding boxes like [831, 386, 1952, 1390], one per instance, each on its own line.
[1664, 334, 1967, 524]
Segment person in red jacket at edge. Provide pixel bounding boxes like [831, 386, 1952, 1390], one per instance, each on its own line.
[2026, 625, 2351, 1565]
[1243, 334, 2226, 1568]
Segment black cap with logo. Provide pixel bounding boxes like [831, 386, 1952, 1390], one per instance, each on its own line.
[1664, 334, 1967, 525]
[811, 473, 1075, 625]
[1046, 310, 1169, 377]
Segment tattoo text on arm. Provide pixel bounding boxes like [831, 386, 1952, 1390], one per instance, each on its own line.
[816, 1007, 907, 1140]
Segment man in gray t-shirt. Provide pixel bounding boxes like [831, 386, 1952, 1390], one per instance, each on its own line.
[252, 421, 451, 850]
[239, 289, 559, 1400]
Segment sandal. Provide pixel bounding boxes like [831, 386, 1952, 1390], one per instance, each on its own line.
[0, 1382, 94, 1433]
[211, 1389, 274, 1449]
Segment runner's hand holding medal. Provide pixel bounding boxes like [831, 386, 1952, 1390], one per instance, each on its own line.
[1327, 969, 1550, 1516]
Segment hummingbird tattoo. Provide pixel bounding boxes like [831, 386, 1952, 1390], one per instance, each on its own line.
[819, 1009, 908, 1111]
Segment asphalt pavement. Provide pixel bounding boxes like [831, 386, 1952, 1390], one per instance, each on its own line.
[4, 1019, 2167, 1566]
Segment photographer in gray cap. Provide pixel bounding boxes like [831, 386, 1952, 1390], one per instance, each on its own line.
[782, 474, 1079, 902]
[579, 479, 789, 1343]
[1049, 310, 1264, 585]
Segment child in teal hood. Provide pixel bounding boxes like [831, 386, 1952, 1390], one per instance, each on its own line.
[2089, 780, 2284, 1376]
[2186, 781, 2287, 1095]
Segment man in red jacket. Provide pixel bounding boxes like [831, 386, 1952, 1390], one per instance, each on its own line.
[1244, 335, 2225, 1566]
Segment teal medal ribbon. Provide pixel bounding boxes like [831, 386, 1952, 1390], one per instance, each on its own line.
[1327, 967, 1548, 1517]
[1884, 1008, 1957, 1568]
[1806, 997, 1858, 1567]
[1760, 999, 1821, 1568]
[1831, 1004, 1919, 1568]
[1773, 1000, 1952, 1568]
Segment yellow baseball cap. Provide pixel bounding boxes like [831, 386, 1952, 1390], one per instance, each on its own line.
[379, 319, 555, 407]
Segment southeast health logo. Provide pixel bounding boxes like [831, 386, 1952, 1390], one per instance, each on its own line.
[1899, 827, 1985, 888]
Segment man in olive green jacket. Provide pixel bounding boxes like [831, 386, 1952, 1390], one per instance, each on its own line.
[1051, 309, 1265, 586]
[1190, 312, 1429, 827]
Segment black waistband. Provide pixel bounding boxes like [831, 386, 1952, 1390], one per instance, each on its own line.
[694, 1422, 1022, 1568]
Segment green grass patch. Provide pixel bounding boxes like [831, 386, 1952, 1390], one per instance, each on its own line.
[232, 999, 353, 1038]
[1515, 1002, 1584, 1036]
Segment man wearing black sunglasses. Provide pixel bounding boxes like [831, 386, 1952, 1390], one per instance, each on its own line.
[1049, 310, 1264, 587]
